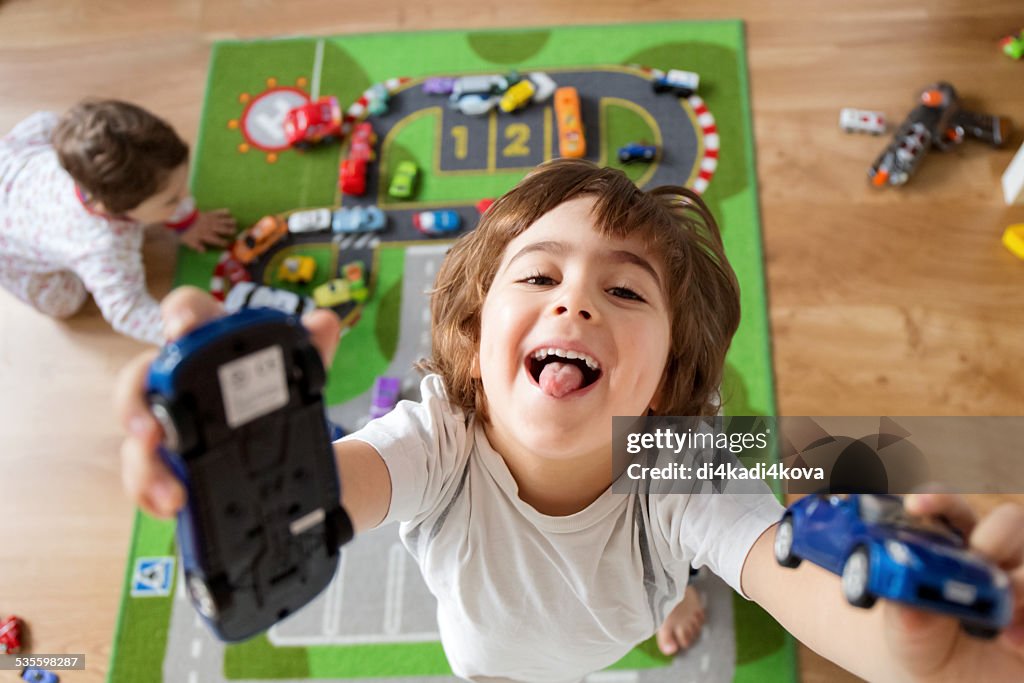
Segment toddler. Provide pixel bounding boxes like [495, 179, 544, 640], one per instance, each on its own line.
[117, 159, 1024, 682]
[0, 99, 236, 344]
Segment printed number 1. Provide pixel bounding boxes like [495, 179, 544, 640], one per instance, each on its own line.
[451, 125, 468, 160]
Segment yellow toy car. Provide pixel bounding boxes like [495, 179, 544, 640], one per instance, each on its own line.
[499, 79, 536, 113]
[276, 255, 316, 285]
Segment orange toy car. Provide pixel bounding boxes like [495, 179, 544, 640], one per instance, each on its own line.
[232, 215, 288, 264]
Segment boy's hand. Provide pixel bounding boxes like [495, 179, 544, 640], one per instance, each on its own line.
[113, 286, 342, 519]
[179, 209, 237, 252]
[886, 493, 1024, 682]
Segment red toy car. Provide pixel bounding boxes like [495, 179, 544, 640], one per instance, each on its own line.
[283, 96, 342, 149]
[348, 122, 377, 162]
[339, 157, 368, 196]
[0, 615, 23, 654]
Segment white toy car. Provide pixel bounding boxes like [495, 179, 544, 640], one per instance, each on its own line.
[224, 281, 317, 316]
[527, 72, 557, 102]
[839, 108, 887, 135]
[449, 75, 508, 116]
[287, 208, 333, 233]
[651, 69, 700, 97]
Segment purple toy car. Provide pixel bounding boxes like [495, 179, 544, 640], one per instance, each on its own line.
[423, 77, 456, 95]
[369, 377, 402, 419]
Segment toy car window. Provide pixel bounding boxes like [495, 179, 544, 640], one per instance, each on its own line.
[859, 494, 907, 524]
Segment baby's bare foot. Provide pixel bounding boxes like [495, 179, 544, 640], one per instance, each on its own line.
[656, 584, 706, 655]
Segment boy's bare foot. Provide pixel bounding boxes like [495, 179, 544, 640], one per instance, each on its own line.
[656, 584, 706, 655]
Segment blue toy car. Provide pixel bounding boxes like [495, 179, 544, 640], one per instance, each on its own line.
[617, 143, 658, 164]
[775, 493, 1013, 639]
[146, 308, 353, 641]
[22, 669, 59, 683]
[412, 210, 462, 236]
[331, 205, 387, 233]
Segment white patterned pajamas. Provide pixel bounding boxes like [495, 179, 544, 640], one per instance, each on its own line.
[0, 111, 196, 345]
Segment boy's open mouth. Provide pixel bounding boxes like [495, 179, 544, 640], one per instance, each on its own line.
[527, 348, 603, 398]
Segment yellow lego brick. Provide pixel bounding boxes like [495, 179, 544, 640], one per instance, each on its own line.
[1003, 224, 1024, 260]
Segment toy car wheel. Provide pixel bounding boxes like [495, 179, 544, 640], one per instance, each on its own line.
[186, 571, 221, 620]
[961, 622, 1000, 640]
[841, 547, 876, 608]
[774, 515, 802, 568]
[149, 395, 198, 454]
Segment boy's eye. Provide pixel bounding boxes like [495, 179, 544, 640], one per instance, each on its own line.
[609, 286, 645, 302]
[520, 274, 556, 286]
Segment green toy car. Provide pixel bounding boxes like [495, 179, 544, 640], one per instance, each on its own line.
[388, 160, 419, 199]
[1001, 31, 1024, 60]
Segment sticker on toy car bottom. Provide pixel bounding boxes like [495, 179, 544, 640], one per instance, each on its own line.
[217, 344, 289, 428]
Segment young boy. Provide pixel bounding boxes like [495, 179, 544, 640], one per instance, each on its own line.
[0, 99, 237, 345]
[116, 160, 1024, 681]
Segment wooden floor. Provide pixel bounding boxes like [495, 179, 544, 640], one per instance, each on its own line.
[1, 1, 1022, 681]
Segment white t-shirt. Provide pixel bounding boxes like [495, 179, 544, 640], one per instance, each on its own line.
[344, 375, 782, 683]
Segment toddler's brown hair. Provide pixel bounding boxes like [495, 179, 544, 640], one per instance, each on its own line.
[53, 99, 188, 215]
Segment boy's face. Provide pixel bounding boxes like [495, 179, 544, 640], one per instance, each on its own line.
[120, 162, 190, 225]
[477, 196, 672, 462]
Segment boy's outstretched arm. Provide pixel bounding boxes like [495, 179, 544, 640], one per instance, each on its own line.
[741, 494, 1024, 683]
[114, 286, 392, 533]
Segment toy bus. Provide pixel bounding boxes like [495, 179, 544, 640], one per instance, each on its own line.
[554, 86, 585, 159]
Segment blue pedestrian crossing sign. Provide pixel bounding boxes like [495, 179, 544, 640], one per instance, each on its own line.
[131, 556, 175, 597]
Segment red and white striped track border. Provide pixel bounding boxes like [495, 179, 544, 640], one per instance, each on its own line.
[209, 250, 233, 301]
[687, 95, 718, 195]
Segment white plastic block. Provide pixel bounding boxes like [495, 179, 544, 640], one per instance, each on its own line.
[1003, 139, 1024, 205]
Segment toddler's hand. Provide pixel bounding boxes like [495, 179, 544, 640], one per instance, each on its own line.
[885, 493, 1024, 682]
[179, 209, 237, 252]
[113, 286, 342, 519]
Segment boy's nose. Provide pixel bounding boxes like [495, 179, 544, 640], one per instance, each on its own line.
[554, 305, 592, 320]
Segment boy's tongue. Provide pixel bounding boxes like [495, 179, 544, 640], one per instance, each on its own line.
[538, 361, 584, 398]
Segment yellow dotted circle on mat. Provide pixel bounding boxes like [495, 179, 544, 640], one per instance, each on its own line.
[267, 77, 278, 87]
[239, 93, 250, 104]
[267, 153, 278, 164]
[238, 143, 249, 153]
[296, 77, 308, 87]
[227, 120, 239, 130]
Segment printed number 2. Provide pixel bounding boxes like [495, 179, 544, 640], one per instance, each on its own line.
[451, 125, 469, 160]
[503, 123, 530, 158]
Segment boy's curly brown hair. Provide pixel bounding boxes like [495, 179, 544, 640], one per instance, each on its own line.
[423, 158, 740, 422]
[52, 99, 189, 215]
